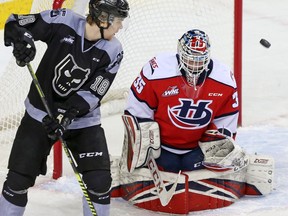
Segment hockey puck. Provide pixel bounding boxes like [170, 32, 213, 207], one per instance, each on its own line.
[260, 39, 271, 48]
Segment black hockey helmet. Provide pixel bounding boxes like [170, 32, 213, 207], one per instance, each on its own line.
[89, 0, 129, 28]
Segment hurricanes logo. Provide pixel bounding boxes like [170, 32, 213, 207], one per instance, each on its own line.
[53, 54, 90, 96]
[168, 98, 212, 129]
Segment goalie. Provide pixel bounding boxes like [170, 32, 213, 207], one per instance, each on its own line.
[113, 29, 274, 214]
[124, 29, 242, 174]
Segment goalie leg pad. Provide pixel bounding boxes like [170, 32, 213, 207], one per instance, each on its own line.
[117, 166, 246, 214]
[245, 154, 274, 196]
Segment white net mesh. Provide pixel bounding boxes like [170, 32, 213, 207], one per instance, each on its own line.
[0, 0, 238, 169]
[107, 0, 235, 104]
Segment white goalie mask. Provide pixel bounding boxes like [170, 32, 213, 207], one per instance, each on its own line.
[177, 29, 211, 87]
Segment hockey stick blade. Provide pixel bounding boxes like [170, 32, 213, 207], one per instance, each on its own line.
[147, 156, 180, 206]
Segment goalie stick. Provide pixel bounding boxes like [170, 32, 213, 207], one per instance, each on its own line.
[26, 63, 97, 216]
[147, 155, 180, 206]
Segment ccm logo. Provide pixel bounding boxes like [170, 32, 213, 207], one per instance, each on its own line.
[205, 144, 217, 153]
[79, 152, 103, 158]
[254, 158, 269, 164]
[208, 93, 223, 96]
[147, 158, 163, 193]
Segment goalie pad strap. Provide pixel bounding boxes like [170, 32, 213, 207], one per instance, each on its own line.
[121, 115, 161, 173]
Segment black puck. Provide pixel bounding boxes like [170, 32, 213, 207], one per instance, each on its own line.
[260, 39, 271, 48]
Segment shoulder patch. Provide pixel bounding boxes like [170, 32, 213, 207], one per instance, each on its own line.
[50, 8, 67, 18]
[149, 57, 159, 74]
[209, 59, 236, 88]
[142, 52, 180, 80]
[17, 15, 36, 26]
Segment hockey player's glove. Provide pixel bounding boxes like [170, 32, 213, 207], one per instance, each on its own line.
[42, 108, 79, 140]
[12, 29, 36, 67]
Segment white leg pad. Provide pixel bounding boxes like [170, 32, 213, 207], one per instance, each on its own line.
[245, 154, 274, 195]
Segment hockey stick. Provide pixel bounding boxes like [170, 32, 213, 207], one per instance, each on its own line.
[26, 63, 97, 216]
[147, 155, 180, 206]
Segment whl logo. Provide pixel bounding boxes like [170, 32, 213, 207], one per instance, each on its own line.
[168, 98, 212, 129]
[162, 86, 179, 97]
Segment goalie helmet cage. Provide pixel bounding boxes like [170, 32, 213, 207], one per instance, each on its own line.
[0, 0, 242, 179]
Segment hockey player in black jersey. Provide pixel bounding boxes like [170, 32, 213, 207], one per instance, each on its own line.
[0, 0, 129, 215]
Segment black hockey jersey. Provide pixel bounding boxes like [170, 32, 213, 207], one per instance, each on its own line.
[4, 9, 124, 129]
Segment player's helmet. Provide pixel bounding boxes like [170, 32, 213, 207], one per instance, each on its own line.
[177, 29, 211, 86]
[89, 0, 129, 28]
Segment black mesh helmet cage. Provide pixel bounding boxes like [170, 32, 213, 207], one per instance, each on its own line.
[89, 0, 129, 28]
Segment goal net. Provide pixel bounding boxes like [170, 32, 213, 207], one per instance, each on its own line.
[0, 0, 242, 179]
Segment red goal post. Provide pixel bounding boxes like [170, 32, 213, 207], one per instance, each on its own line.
[0, 0, 242, 180]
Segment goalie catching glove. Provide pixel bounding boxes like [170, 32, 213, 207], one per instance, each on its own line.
[42, 108, 79, 140]
[199, 130, 248, 171]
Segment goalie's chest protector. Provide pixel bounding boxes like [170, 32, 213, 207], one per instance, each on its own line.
[130, 53, 238, 150]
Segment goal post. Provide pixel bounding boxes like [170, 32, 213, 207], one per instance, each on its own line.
[234, 0, 243, 127]
[0, 0, 242, 180]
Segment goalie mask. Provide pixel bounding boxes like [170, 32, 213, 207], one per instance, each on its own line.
[177, 29, 211, 87]
[89, 0, 129, 29]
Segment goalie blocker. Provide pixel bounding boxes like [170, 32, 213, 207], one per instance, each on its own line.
[120, 114, 161, 172]
[110, 116, 275, 214]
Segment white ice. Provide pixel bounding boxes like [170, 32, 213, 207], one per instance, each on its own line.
[0, 0, 288, 215]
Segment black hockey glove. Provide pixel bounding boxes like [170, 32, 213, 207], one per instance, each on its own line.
[12, 29, 36, 67]
[42, 108, 79, 140]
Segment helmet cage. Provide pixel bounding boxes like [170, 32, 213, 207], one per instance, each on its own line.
[178, 30, 211, 86]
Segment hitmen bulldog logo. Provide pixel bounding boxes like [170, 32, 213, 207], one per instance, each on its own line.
[53, 54, 90, 96]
